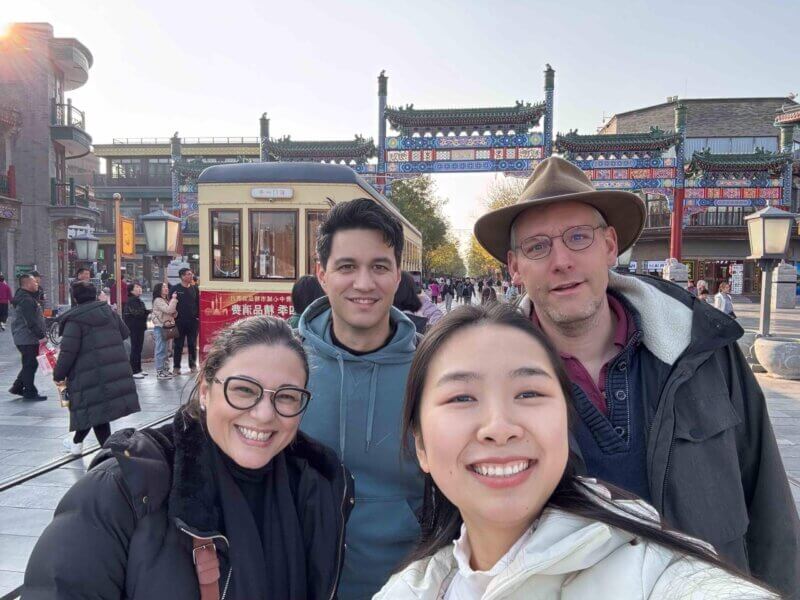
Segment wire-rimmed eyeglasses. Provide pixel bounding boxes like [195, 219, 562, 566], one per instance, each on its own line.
[212, 375, 311, 417]
[515, 224, 606, 260]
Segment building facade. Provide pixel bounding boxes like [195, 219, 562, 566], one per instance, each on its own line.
[0, 23, 99, 305]
[596, 97, 800, 294]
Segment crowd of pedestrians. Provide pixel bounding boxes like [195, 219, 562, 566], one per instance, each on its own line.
[11, 157, 800, 599]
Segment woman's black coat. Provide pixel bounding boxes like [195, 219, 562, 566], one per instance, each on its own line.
[123, 294, 149, 332]
[53, 301, 140, 431]
[23, 411, 354, 600]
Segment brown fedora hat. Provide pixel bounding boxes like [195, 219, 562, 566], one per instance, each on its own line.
[474, 156, 646, 263]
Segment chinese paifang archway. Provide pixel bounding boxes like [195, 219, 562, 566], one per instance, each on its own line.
[555, 117, 793, 211]
[376, 66, 555, 193]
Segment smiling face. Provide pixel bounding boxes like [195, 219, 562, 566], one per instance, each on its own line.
[317, 228, 401, 343]
[507, 201, 617, 330]
[415, 324, 569, 536]
[199, 343, 306, 469]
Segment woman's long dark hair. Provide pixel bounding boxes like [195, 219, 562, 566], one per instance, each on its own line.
[399, 303, 770, 590]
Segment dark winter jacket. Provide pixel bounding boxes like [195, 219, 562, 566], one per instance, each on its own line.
[10, 287, 45, 345]
[53, 301, 139, 431]
[520, 271, 800, 598]
[23, 411, 354, 600]
[123, 294, 149, 332]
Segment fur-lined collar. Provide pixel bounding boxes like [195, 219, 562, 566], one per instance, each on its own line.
[94, 409, 348, 536]
[518, 272, 742, 366]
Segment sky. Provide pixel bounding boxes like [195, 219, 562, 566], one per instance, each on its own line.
[4, 0, 798, 237]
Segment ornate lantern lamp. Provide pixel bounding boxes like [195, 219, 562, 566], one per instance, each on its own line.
[141, 209, 181, 283]
[745, 207, 796, 336]
[72, 232, 99, 262]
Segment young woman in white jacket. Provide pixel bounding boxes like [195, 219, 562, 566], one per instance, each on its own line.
[374, 303, 776, 600]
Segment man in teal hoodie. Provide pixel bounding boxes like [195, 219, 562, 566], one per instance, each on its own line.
[299, 198, 423, 600]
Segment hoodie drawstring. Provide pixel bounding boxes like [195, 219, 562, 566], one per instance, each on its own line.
[337, 354, 347, 457]
[365, 364, 380, 452]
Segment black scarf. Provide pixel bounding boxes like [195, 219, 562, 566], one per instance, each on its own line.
[213, 445, 307, 599]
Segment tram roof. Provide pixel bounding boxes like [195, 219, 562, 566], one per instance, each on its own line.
[197, 162, 421, 238]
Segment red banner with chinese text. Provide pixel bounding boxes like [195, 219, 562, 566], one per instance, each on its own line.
[199, 290, 294, 358]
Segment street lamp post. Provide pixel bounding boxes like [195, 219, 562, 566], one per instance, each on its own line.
[141, 209, 181, 284]
[113, 193, 123, 313]
[744, 206, 796, 337]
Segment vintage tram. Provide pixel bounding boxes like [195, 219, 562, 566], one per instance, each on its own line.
[197, 162, 422, 354]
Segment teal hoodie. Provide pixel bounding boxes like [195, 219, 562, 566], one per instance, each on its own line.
[298, 297, 424, 600]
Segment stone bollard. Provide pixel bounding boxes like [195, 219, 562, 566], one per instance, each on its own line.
[754, 337, 800, 379]
[771, 261, 797, 310]
[738, 331, 765, 373]
[661, 258, 688, 289]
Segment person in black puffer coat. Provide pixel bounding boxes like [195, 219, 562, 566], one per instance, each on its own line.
[123, 282, 149, 378]
[24, 316, 353, 600]
[54, 281, 140, 455]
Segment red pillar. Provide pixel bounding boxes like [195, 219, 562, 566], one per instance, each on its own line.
[669, 187, 684, 260]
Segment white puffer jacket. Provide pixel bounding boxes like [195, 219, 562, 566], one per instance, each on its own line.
[374, 484, 775, 600]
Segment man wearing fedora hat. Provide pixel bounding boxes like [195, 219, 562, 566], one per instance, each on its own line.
[474, 156, 799, 596]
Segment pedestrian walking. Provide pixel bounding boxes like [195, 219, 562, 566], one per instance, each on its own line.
[376, 303, 776, 599]
[0, 274, 11, 331]
[123, 282, 149, 379]
[287, 274, 325, 329]
[25, 316, 352, 599]
[9, 273, 47, 400]
[473, 155, 800, 596]
[52, 280, 140, 455]
[429, 280, 439, 304]
[714, 281, 736, 318]
[29, 270, 46, 308]
[698, 289, 711, 304]
[171, 267, 199, 375]
[394, 272, 428, 334]
[441, 280, 454, 313]
[461, 277, 474, 305]
[69, 267, 92, 306]
[151, 282, 178, 379]
[480, 285, 497, 305]
[455, 279, 464, 304]
[298, 199, 423, 599]
[687, 278, 697, 296]
[477, 278, 484, 294]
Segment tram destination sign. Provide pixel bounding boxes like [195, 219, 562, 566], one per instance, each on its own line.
[251, 187, 294, 200]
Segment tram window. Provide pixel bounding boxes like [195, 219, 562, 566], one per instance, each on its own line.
[306, 210, 328, 275]
[210, 210, 241, 279]
[250, 210, 297, 280]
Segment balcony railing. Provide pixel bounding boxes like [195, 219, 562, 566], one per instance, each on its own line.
[51, 99, 86, 130]
[111, 136, 259, 145]
[93, 173, 173, 187]
[51, 177, 96, 210]
[0, 166, 16, 198]
[644, 209, 750, 230]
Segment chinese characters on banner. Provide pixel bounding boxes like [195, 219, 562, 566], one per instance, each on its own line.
[730, 264, 744, 295]
[200, 290, 294, 357]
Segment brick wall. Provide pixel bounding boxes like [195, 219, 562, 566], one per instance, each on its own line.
[604, 98, 796, 138]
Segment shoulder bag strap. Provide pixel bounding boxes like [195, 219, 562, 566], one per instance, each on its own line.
[192, 537, 221, 600]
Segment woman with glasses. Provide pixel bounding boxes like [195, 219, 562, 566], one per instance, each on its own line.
[24, 316, 354, 600]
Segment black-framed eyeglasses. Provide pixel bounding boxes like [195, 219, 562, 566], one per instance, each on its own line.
[212, 375, 311, 417]
[515, 224, 606, 261]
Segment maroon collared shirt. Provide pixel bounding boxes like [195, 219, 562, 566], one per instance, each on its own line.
[532, 294, 634, 415]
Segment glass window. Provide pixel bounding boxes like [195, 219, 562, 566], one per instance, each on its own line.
[306, 210, 328, 275]
[111, 159, 142, 180]
[211, 210, 241, 279]
[250, 210, 297, 280]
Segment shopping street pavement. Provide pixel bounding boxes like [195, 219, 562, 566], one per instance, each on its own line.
[1, 299, 800, 595]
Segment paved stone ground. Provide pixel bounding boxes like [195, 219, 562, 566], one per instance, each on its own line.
[0, 319, 192, 595]
[0, 299, 799, 595]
